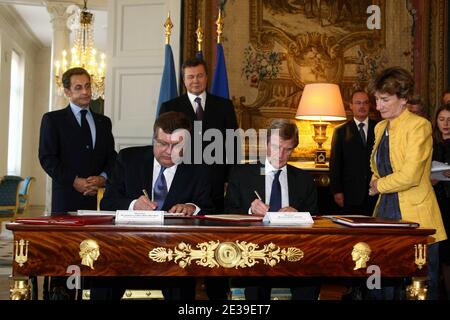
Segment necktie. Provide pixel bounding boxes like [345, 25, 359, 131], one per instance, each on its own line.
[194, 97, 204, 120]
[80, 109, 93, 150]
[153, 166, 168, 210]
[269, 170, 282, 212]
[358, 122, 366, 146]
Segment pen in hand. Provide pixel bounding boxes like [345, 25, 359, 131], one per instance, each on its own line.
[142, 189, 151, 201]
[254, 190, 262, 201]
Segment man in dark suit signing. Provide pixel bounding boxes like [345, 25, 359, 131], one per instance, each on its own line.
[329, 90, 378, 215]
[225, 119, 319, 300]
[159, 58, 238, 214]
[38, 67, 117, 300]
[90, 111, 214, 300]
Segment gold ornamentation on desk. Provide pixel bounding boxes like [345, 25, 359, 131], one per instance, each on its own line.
[79, 239, 100, 270]
[148, 241, 304, 269]
[414, 244, 427, 270]
[406, 277, 428, 300]
[14, 239, 29, 267]
[10, 278, 31, 300]
[351, 242, 371, 271]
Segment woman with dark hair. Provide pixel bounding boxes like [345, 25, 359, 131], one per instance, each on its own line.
[432, 104, 450, 298]
[367, 66, 447, 300]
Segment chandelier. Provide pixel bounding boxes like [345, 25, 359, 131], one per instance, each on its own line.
[54, 0, 106, 100]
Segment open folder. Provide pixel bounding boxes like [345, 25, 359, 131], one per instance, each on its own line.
[15, 215, 114, 226]
[331, 216, 419, 228]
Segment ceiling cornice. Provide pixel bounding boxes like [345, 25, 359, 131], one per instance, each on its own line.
[0, 4, 43, 49]
[0, 0, 107, 10]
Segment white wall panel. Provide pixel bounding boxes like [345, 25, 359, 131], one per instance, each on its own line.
[106, 0, 181, 150]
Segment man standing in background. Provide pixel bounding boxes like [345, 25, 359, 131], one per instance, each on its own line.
[38, 67, 117, 299]
[329, 90, 378, 215]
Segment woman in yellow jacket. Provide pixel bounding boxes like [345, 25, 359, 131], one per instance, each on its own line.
[368, 67, 447, 300]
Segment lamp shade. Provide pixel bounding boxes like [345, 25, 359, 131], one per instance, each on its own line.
[296, 83, 346, 121]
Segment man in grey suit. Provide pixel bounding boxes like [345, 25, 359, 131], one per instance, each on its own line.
[329, 90, 378, 215]
[225, 119, 319, 300]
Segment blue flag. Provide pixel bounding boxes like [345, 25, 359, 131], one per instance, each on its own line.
[211, 43, 229, 99]
[156, 44, 178, 115]
[196, 50, 203, 60]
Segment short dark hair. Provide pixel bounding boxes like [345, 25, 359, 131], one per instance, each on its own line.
[369, 66, 415, 100]
[350, 90, 369, 102]
[432, 104, 450, 144]
[153, 112, 192, 139]
[267, 119, 299, 147]
[408, 94, 423, 106]
[62, 67, 91, 89]
[181, 58, 208, 78]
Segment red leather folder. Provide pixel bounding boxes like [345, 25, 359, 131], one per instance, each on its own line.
[15, 215, 114, 226]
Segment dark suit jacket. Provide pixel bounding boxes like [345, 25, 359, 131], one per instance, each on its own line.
[224, 163, 318, 214]
[101, 146, 214, 214]
[159, 93, 238, 136]
[38, 106, 117, 212]
[329, 119, 376, 206]
[159, 93, 238, 213]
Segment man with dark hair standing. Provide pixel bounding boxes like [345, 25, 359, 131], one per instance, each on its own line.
[159, 58, 238, 300]
[159, 58, 238, 214]
[38, 67, 117, 299]
[329, 90, 377, 215]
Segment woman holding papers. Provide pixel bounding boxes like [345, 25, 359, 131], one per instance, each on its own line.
[432, 104, 450, 298]
[368, 67, 446, 300]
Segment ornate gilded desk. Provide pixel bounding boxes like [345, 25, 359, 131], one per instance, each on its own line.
[6, 217, 433, 299]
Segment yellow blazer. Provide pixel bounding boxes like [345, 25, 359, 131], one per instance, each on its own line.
[370, 109, 447, 243]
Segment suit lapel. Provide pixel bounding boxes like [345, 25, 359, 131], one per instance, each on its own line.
[252, 164, 266, 200]
[164, 164, 189, 207]
[367, 119, 376, 146]
[287, 165, 297, 208]
[65, 105, 81, 131]
[142, 148, 154, 194]
[349, 121, 366, 148]
[181, 95, 196, 121]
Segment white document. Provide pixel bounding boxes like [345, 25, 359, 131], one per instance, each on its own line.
[70, 210, 116, 216]
[264, 212, 314, 225]
[115, 210, 164, 225]
[431, 161, 450, 181]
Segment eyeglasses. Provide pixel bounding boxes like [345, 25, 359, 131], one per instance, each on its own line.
[153, 139, 180, 151]
[352, 101, 370, 106]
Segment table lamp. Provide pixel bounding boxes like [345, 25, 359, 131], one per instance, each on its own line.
[295, 83, 346, 167]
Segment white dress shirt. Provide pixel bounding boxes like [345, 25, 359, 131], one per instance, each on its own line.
[249, 158, 289, 214]
[187, 91, 207, 113]
[129, 159, 199, 214]
[353, 117, 369, 141]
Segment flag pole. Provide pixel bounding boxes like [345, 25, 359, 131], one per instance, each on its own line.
[164, 12, 173, 45]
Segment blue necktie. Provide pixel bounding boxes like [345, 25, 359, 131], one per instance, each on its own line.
[269, 170, 282, 212]
[194, 97, 204, 120]
[153, 166, 168, 210]
[80, 109, 93, 150]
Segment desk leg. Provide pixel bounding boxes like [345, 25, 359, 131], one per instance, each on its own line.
[10, 276, 31, 300]
[406, 277, 428, 300]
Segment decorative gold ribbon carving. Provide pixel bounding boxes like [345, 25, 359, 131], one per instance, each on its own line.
[148, 241, 304, 269]
[414, 244, 427, 270]
[14, 239, 29, 267]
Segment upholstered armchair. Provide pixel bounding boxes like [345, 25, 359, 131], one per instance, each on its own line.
[18, 176, 35, 213]
[0, 175, 24, 223]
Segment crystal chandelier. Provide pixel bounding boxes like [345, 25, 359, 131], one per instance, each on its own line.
[54, 0, 106, 100]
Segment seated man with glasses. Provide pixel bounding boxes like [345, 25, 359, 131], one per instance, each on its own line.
[90, 111, 214, 300]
